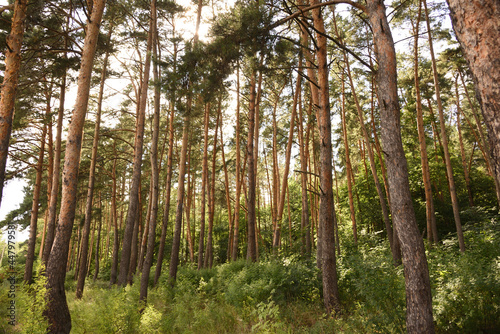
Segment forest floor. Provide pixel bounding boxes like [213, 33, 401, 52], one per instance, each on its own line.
[2, 207, 500, 333]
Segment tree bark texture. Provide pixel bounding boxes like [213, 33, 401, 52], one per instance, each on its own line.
[366, 0, 434, 332]
[0, 0, 27, 206]
[76, 25, 113, 298]
[310, 0, 340, 314]
[44, 1, 106, 332]
[446, 0, 500, 209]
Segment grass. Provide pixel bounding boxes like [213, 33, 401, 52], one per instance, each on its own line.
[1, 211, 499, 333]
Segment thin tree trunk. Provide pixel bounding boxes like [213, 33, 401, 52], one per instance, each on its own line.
[412, 4, 438, 244]
[169, 0, 203, 284]
[366, 0, 434, 332]
[24, 110, 48, 283]
[93, 193, 102, 281]
[205, 108, 220, 268]
[154, 40, 177, 286]
[423, 0, 465, 252]
[44, 1, 106, 332]
[139, 0, 159, 302]
[219, 112, 232, 262]
[246, 69, 258, 262]
[456, 79, 474, 207]
[0, 0, 28, 205]
[109, 150, 119, 285]
[76, 25, 113, 298]
[340, 70, 357, 245]
[276, 75, 301, 251]
[231, 63, 242, 261]
[198, 103, 209, 269]
[118, 1, 155, 285]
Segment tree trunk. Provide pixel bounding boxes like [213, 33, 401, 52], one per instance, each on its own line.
[340, 70, 358, 245]
[118, 2, 154, 285]
[139, 0, 159, 302]
[310, 0, 340, 314]
[154, 41, 177, 286]
[44, 1, 106, 332]
[205, 108, 220, 268]
[445, 0, 500, 209]
[109, 151, 119, 285]
[366, 0, 434, 332]
[423, 0, 465, 252]
[456, 80, 474, 207]
[0, 0, 28, 205]
[246, 69, 258, 262]
[412, 5, 438, 244]
[198, 103, 209, 268]
[76, 25, 113, 298]
[231, 63, 242, 261]
[93, 193, 102, 281]
[24, 108, 48, 283]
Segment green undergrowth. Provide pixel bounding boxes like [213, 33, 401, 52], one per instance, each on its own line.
[1, 212, 499, 333]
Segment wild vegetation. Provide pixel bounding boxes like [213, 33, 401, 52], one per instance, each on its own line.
[0, 0, 499, 332]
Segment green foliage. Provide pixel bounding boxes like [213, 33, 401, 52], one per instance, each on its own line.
[17, 265, 49, 333]
[430, 218, 500, 333]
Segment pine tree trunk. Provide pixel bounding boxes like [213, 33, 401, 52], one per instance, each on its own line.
[412, 5, 438, 244]
[154, 42, 177, 286]
[109, 153, 119, 285]
[205, 109, 220, 268]
[446, 0, 500, 209]
[198, 103, 209, 268]
[231, 63, 242, 261]
[366, 0, 434, 332]
[76, 25, 113, 298]
[44, 1, 106, 332]
[340, 71, 358, 245]
[139, 0, 159, 301]
[0, 0, 28, 205]
[24, 109, 48, 283]
[246, 69, 258, 262]
[456, 81, 474, 207]
[310, 0, 340, 314]
[118, 3, 155, 285]
[93, 193, 102, 281]
[423, 0, 465, 252]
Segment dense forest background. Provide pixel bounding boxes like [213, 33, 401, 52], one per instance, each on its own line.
[0, 0, 499, 332]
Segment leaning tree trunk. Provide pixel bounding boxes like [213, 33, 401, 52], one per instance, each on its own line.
[44, 1, 106, 332]
[76, 25, 113, 299]
[0, 0, 27, 206]
[445, 0, 500, 209]
[366, 0, 434, 332]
